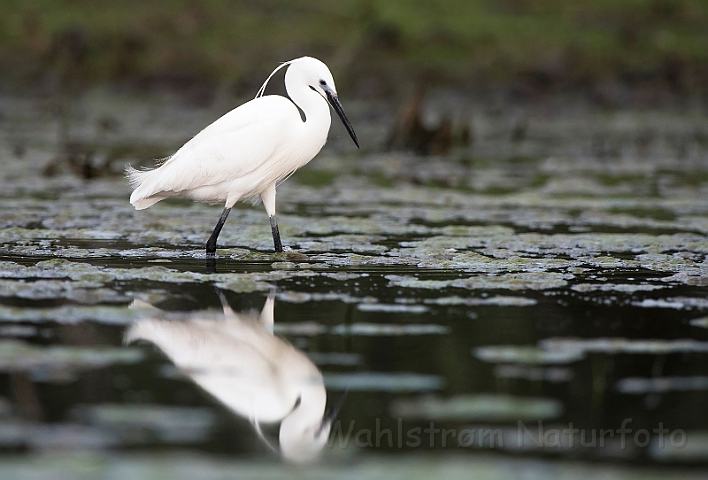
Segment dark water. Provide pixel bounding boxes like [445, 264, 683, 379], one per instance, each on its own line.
[0, 89, 708, 477]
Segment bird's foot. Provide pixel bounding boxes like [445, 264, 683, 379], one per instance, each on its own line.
[272, 245, 291, 255]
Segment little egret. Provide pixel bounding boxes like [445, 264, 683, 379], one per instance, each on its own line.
[126, 57, 359, 255]
[126, 294, 338, 463]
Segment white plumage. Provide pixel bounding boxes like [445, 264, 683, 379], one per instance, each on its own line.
[126, 56, 358, 255]
[125, 295, 334, 463]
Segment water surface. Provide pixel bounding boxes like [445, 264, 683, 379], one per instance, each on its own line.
[0, 89, 707, 476]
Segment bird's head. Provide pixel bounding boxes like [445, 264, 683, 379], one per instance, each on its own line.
[286, 57, 359, 148]
[279, 413, 332, 464]
[292, 57, 337, 97]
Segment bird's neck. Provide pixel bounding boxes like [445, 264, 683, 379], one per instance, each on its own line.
[280, 380, 327, 435]
[285, 78, 331, 134]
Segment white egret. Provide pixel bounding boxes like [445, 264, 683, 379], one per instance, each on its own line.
[125, 294, 338, 463]
[126, 57, 359, 256]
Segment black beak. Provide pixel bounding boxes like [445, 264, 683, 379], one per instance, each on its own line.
[325, 89, 359, 148]
[317, 389, 348, 436]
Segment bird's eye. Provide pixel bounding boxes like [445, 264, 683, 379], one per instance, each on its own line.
[319, 79, 327, 86]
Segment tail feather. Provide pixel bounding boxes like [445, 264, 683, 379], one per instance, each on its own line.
[125, 165, 167, 210]
[125, 165, 151, 189]
[132, 195, 167, 210]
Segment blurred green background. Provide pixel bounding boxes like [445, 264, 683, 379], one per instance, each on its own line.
[2, 0, 708, 97]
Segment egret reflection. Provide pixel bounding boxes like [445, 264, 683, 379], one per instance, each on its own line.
[125, 294, 333, 463]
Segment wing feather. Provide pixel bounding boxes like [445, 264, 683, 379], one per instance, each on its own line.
[128, 96, 300, 205]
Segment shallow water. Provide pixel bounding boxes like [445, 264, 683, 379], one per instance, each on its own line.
[0, 89, 708, 476]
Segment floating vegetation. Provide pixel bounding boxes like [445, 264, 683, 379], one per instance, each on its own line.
[0, 279, 127, 304]
[0, 325, 38, 337]
[633, 298, 708, 311]
[474, 346, 585, 365]
[330, 323, 449, 336]
[539, 338, 708, 355]
[389, 394, 563, 421]
[617, 376, 708, 394]
[323, 372, 444, 392]
[386, 272, 570, 291]
[650, 432, 708, 462]
[0, 422, 121, 450]
[70, 404, 215, 444]
[306, 352, 362, 366]
[0, 305, 141, 325]
[476, 337, 708, 366]
[451, 272, 570, 291]
[273, 322, 328, 336]
[690, 317, 708, 329]
[571, 283, 665, 293]
[424, 296, 538, 307]
[0, 340, 143, 381]
[493, 365, 574, 383]
[356, 304, 428, 313]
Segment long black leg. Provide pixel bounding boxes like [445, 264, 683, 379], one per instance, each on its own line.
[270, 215, 283, 253]
[206, 207, 231, 256]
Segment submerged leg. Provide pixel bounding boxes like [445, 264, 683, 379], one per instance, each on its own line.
[270, 215, 283, 253]
[261, 183, 283, 253]
[206, 207, 232, 256]
[205, 256, 217, 274]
